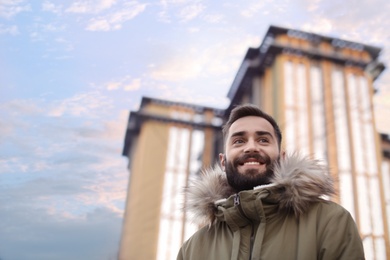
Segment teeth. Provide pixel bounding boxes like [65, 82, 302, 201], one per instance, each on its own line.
[244, 162, 259, 165]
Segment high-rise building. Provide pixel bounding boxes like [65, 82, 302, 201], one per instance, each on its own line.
[120, 26, 389, 260]
[119, 97, 224, 260]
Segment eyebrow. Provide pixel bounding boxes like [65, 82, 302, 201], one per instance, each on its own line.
[230, 131, 274, 139]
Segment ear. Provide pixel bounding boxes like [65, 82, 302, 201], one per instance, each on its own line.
[219, 153, 225, 171]
[280, 150, 286, 160]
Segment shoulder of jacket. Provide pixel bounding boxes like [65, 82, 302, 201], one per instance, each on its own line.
[308, 200, 354, 219]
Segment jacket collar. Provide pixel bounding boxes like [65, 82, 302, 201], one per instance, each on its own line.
[185, 152, 335, 226]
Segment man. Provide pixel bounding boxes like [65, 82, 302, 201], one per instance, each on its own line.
[177, 104, 364, 260]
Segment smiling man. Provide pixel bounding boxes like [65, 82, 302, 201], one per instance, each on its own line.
[221, 114, 282, 191]
[177, 104, 365, 260]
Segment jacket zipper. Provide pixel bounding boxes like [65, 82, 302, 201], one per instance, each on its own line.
[234, 194, 255, 260]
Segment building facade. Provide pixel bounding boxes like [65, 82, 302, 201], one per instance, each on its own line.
[380, 133, 390, 258]
[120, 26, 389, 259]
[119, 97, 224, 260]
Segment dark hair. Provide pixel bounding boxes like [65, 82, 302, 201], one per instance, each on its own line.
[222, 104, 282, 149]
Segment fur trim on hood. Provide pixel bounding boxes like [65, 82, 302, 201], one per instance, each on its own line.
[185, 152, 335, 226]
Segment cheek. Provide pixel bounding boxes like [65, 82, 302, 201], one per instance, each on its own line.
[269, 149, 281, 161]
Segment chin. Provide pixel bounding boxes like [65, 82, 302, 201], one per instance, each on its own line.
[241, 168, 265, 176]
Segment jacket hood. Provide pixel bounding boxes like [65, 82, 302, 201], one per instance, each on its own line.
[185, 152, 335, 226]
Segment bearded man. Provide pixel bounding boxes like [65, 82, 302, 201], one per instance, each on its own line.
[177, 104, 364, 260]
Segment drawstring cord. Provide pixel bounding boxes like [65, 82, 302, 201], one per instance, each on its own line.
[250, 193, 268, 260]
[218, 204, 242, 260]
[231, 229, 241, 260]
[219, 207, 241, 260]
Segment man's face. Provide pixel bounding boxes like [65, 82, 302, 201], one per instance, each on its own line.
[219, 116, 282, 191]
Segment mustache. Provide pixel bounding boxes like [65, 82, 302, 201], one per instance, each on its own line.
[234, 153, 271, 165]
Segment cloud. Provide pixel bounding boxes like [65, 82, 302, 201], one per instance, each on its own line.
[301, 18, 333, 34]
[150, 54, 202, 81]
[0, 94, 128, 217]
[124, 78, 141, 91]
[106, 82, 121, 90]
[0, 97, 128, 260]
[160, 0, 192, 4]
[105, 77, 141, 91]
[304, 0, 322, 12]
[0, 203, 122, 260]
[0, 155, 127, 213]
[158, 0, 205, 23]
[109, 3, 145, 23]
[154, 86, 230, 108]
[149, 34, 261, 82]
[66, 2, 91, 13]
[86, 18, 111, 31]
[47, 91, 112, 117]
[29, 31, 45, 42]
[0, 99, 43, 116]
[42, 23, 66, 32]
[66, 0, 117, 14]
[0, 120, 13, 140]
[26, 20, 68, 48]
[85, 1, 147, 31]
[298, 0, 390, 44]
[187, 26, 200, 33]
[0, 93, 129, 213]
[42, 1, 63, 14]
[240, 2, 265, 18]
[0, 24, 19, 35]
[203, 13, 224, 23]
[178, 3, 205, 22]
[54, 37, 74, 51]
[0, 0, 31, 19]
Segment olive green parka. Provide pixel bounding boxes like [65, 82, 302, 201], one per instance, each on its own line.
[177, 153, 364, 260]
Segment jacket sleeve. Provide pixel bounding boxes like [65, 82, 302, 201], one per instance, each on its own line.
[318, 204, 365, 260]
[176, 246, 184, 260]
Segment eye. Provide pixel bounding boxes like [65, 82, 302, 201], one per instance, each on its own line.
[258, 137, 269, 143]
[232, 138, 245, 144]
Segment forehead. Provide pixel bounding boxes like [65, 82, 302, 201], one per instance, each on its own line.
[228, 116, 275, 137]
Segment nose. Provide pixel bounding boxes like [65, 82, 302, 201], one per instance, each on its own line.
[243, 138, 260, 153]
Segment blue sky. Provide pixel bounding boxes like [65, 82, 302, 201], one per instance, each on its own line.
[1, 0, 389, 259]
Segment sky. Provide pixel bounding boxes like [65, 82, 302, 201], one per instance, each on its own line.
[0, 0, 390, 259]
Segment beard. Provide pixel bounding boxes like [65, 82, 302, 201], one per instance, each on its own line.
[225, 153, 279, 192]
